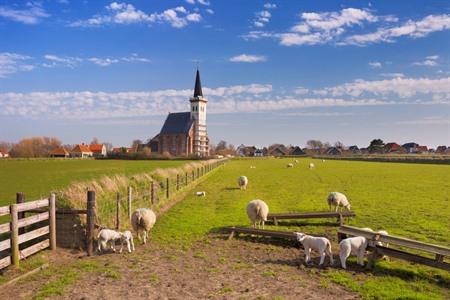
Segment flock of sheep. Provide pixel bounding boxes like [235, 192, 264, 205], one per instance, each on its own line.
[240, 162, 388, 270]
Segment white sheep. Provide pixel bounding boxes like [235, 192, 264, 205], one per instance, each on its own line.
[294, 159, 299, 164]
[322, 159, 325, 162]
[97, 228, 122, 253]
[287, 163, 294, 168]
[309, 163, 315, 169]
[294, 232, 334, 266]
[196, 191, 206, 197]
[131, 208, 156, 244]
[119, 230, 135, 253]
[250, 165, 256, 169]
[246, 199, 269, 229]
[339, 236, 368, 269]
[361, 228, 389, 247]
[238, 176, 248, 190]
[327, 192, 351, 212]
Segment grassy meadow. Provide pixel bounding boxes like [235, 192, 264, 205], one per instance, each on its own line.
[151, 157, 450, 299]
[0, 159, 188, 206]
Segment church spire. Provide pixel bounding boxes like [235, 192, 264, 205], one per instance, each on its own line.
[193, 68, 203, 98]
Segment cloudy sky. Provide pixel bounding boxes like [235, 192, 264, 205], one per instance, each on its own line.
[0, 0, 449, 148]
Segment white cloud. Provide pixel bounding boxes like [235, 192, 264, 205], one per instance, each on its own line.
[395, 116, 450, 125]
[185, 0, 195, 4]
[197, 0, 210, 6]
[70, 2, 202, 28]
[43, 54, 82, 68]
[41, 53, 150, 68]
[0, 3, 49, 24]
[369, 61, 382, 68]
[253, 10, 272, 28]
[344, 14, 450, 45]
[294, 87, 309, 95]
[229, 54, 267, 63]
[206, 9, 214, 15]
[0, 52, 34, 78]
[264, 3, 277, 9]
[380, 73, 405, 78]
[412, 55, 439, 67]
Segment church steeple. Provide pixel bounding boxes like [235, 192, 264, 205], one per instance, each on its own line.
[193, 68, 203, 98]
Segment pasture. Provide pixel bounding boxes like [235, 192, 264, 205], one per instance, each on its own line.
[0, 159, 187, 206]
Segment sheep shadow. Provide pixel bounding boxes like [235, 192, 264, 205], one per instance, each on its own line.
[222, 187, 241, 191]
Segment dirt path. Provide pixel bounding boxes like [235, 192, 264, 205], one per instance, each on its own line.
[1, 235, 360, 300]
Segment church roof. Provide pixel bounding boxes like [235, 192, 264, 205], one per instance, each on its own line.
[160, 112, 193, 134]
[194, 69, 203, 97]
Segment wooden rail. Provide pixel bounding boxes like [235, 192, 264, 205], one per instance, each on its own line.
[338, 225, 450, 271]
[224, 226, 298, 240]
[267, 211, 355, 226]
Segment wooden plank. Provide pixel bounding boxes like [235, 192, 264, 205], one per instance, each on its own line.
[17, 199, 49, 213]
[224, 226, 298, 240]
[0, 256, 11, 270]
[268, 211, 355, 220]
[20, 239, 50, 259]
[339, 225, 450, 257]
[18, 212, 49, 228]
[10, 204, 19, 267]
[27, 208, 87, 214]
[0, 239, 11, 252]
[0, 223, 10, 234]
[18, 226, 49, 244]
[49, 194, 56, 251]
[0, 205, 10, 217]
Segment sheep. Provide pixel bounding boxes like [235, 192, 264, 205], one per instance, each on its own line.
[250, 165, 256, 169]
[294, 232, 334, 266]
[327, 192, 351, 212]
[339, 236, 368, 269]
[287, 163, 294, 168]
[294, 159, 299, 164]
[246, 199, 269, 229]
[360, 228, 389, 247]
[119, 230, 135, 253]
[196, 191, 206, 197]
[238, 176, 248, 190]
[309, 163, 315, 169]
[97, 228, 123, 253]
[131, 208, 156, 244]
[322, 159, 325, 162]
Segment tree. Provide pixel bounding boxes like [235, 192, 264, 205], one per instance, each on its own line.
[334, 141, 345, 149]
[306, 140, 323, 150]
[215, 140, 227, 152]
[131, 139, 143, 152]
[369, 139, 385, 153]
[90, 137, 100, 145]
[0, 141, 12, 153]
[103, 142, 113, 152]
[9, 136, 62, 158]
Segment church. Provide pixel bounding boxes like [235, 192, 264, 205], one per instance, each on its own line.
[146, 69, 210, 157]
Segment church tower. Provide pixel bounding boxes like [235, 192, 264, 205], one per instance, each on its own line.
[190, 69, 209, 157]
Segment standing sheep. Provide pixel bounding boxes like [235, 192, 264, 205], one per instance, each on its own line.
[246, 199, 269, 229]
[119, 230, 135, 253]
[327, 192, 351, 212]
[294, 232, 334, 266]
[97, 228, 122, 253]
[339, 236, 368, 269]
[238, 176, 248, 190]
[309, 163, 315, 169]
[287, 163, 294, 168]
[131, 208, 156, 244]
[294, 159, 299, 164]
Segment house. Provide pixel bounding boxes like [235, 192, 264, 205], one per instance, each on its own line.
[236, 145, 256, 157]
[268, 146, 287, 156]
[402, 142, 419, 153]
[348, 145, 360, 154]
[326, 147, 342, 155]
[435, 145, 448, 153]
[89, 144, 107, 158]
[112, 147, 133, 153]
[0, 151, 9, 158]
[416, 146, 428, 153]
[49, 147, 70, 158]
[145, 69, 209, 157]
[384, 142, 403, 153]
[71, 144, 93, 158]
[288, 146, 305, 156]
[254, 149, 264, 157]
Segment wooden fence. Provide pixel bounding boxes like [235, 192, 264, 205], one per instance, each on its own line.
[267, 211, 355, 226]
[0, 194, 56, 270]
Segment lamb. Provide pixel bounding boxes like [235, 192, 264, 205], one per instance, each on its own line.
[294, 232, 334, 266]
[339, 236, 368, 269]
[360, 228, 389, 247]
[131, 208, 156, 244]
[287, 163, 294, 168]
[97, 228, 123, 253]
[196, 191, 206, 197]
[327, 192, 351, 212]
[238, 176, 248, 190]
[119, 230, 135, 253]
[294, 159, 299, 164]
[309, 163, 315, 169]
[246, 199, 269, 229]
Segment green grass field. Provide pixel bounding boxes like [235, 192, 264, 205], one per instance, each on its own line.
[0, 159, 187, 206]
[152, 158, 450, 299]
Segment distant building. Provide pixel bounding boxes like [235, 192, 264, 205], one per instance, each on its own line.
[268, 145, 287, 156]
[348, 145, 360, 154]
[326, 147, 342, 155]
[71, 144, 93, 158]
[436, 145, 448, 153]
[384, 142, 403, 153]
[112, 147, 133, 153]
[402, 142, 419, 153]
[254, 149, 264, 157]
[146, 69, 209, 157]
[49, 147, 70, 158]
[416, 145, 428, 153]
[236, 145, 257, 157]
[0, 151, 9, 158]
[89, 144, 107, 158]
[288, 146, 305, 156]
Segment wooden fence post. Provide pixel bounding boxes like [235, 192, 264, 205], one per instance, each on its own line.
[49, 193, 56, 250]
[166, 178, 170, 198]
[176, 174, 179, 191]
[151, 181, 155, 204]
[185, 172, 188, 186]
[16, 193, 25, 235]
[116, 193, 121, 230]
[197, 168, 199, 179]
[10, 203, 19, 267]
[127, 186, 132, 221]
[86, 191, 96, 256]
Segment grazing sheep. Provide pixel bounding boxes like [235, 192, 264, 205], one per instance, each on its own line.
[309, 163, 315, 169]
[327, 192, 351, 212]
[287, 163, 294, 168]
[246, 199, 269, 229]
[339, 236, 368, 269]
[97, 228, 122, 253]
[322, 159, 325, 162]
[196, 191, 206, 197]
[131, 208, 156, 244]
[294, 232, 334, 266]
[294, 159, 299, 164]
[250, 166, 256, 169]
[119, 230, 135, 253]
[238, 176, 248, 190]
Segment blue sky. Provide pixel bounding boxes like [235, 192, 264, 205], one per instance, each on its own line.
[0, 0, 449, 148]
